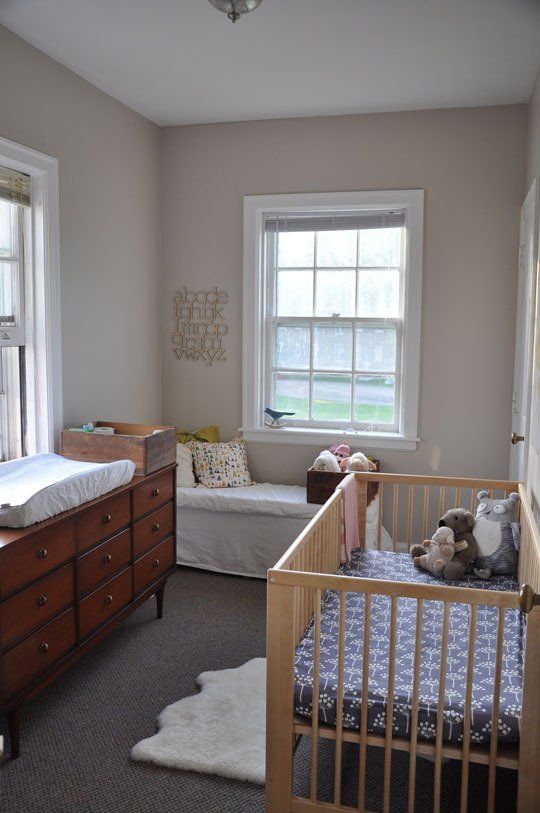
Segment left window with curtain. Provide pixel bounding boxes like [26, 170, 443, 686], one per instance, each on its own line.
[0, 167, 30, 460]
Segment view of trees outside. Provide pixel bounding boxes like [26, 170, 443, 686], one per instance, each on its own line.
[272, 227, 400, 425]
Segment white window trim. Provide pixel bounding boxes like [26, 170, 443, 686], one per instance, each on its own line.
[0, 136, 62, 454]
[242, 190, 423, 450]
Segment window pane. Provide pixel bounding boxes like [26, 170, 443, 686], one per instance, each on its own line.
[314, 324, 352, 370]
[316, 230, 356, 267]
[315, 270, 355, 317]
[277, 270, 313, 316]
[275, 325, 310, 369]
[313, 374, 351, 421]
[277, 231, 314, 267]
[0, 345, 24, 460]
[0, 262, 17, 325]
[355, 326, 396, 372]
[357, 269, 399, 317]
[354, 375, 395, 425]
[0, 202, 14, 259]
[359, 227, 401, 267]
[273, 372, 309, 419]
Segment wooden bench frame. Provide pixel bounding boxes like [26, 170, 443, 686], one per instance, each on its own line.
[266, 473, 540, 813]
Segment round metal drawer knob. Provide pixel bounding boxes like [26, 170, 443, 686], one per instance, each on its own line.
[152, 559, 160, 568]
[152, 522, 160, 532]
[103, 553, 113, 563]
[39, 642, 49, 654]
[103, 513, 112, 524]
[152, 488, 160, 497]
[104, 594, 113, 605]
[37, 548, 48, 559]
[37, 594, 47, 607]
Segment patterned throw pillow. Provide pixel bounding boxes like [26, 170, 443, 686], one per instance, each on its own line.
[190, 437, 253, 488]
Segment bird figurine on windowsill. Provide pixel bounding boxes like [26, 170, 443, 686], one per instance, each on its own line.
[264, 407, 295, 428]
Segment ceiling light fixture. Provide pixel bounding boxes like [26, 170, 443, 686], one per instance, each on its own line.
[208, 0, 263, 23]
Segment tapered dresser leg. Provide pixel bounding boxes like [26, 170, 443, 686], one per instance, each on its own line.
[7, 708, 20, 759]
[155, 584, 165, 620]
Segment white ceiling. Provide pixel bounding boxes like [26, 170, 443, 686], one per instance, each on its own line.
[1, 0, 539, 126]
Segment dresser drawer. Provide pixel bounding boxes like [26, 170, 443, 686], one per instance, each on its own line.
[133, 470, 174, 520]
[134, 536, 174, 596]
[1, 563, 75, 650]
[79, 567, 133, 639]
[2, 608, 76, 698]
[76, 492, 131, 554]
[0, 519, 76, 597]
[133, 502, 174, 559]
[78, 528, 131, 596]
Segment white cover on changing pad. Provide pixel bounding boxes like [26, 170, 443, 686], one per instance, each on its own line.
[0, 453, 136, 527]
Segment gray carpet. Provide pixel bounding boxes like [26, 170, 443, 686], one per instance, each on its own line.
[1, 567, 517, 813]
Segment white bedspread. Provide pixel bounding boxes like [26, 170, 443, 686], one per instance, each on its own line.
[176, 483, 320, 519]
[0, 453, 136, 527]
[176, 487, 393, 578]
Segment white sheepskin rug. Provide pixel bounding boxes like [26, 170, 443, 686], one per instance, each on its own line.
[131, 657, 266, 784]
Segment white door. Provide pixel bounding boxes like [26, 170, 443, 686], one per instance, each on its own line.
[510, 179, 539, 482]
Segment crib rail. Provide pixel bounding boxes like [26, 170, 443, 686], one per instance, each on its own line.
[266, 472, 540, 813]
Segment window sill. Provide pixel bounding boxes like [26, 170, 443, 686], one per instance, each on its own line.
[240, 426, 419, 451]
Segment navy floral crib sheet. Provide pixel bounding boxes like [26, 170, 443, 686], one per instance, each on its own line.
[294, 549, 523, 745]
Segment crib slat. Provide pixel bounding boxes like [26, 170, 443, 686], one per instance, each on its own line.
[377, 483, 383, 551]
[392, 485, 399, 551]
[434, 602, 450, 813]
[383, 596, 398, 813]
[407, 485, 414, 548]
[438, 486, 445, 518]
[310, 588, 322, 802]
[334, 591, 347, 806]
[408, 598, 423, 813]
[470, 488, 477, 512]
[423, 486, 429, 538]
[460, 604, 477, 813]
[456, 487, 462, 507]
[358, 593, 371, 813]
[487, 607, 505, 813]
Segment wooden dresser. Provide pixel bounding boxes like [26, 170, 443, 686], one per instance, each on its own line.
[0, 463, 176, 758]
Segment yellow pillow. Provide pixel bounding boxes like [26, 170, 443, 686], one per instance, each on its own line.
[176, 425, 219, 445]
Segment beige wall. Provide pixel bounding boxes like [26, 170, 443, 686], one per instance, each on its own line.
[527, 67, 540, 188]
[162, 106, 527, 485]
[0, 25, 162, 430]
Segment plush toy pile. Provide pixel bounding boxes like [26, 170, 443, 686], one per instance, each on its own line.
[410, 491, 520, 580]
[312, 443, 377, 474]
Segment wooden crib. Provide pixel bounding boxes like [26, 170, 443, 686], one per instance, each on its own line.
[266, 473, 540, 813]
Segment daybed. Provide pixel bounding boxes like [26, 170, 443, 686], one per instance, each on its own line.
[266, 472, 540, 813]
[176, 484, 318, 578]
[176, 483, 391, 578]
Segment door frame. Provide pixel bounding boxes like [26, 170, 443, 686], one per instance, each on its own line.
[510, 178, 539, 482]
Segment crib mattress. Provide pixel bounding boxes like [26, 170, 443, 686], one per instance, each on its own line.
[294, 549, 523, 745]
[0, 453, 136, 527]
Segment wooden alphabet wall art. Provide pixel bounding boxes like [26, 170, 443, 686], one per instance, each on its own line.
[172, 286, 229, 366]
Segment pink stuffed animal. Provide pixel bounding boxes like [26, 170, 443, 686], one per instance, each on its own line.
[329, 443, 351, 471]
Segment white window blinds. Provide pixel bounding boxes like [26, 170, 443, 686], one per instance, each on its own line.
[0, 167, 31, 207]
[264, 209, 405, 233]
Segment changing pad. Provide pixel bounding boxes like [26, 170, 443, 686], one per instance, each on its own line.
[176, 483, 320, 520]
[0, 453, 136, 527]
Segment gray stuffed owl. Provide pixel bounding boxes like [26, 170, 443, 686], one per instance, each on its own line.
[472, 491, 520, 579]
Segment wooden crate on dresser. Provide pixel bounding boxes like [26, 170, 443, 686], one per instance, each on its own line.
[0, 463, 177, 759]
[60, 422, 176, 475]
[306, 458, 380, 505]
